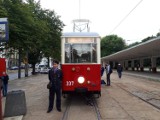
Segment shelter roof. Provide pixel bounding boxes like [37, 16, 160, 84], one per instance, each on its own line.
[101, 36, 160, 61]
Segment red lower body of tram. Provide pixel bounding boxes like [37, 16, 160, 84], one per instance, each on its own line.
[62, 64, 101, 96]
[0, 58, 6, 77]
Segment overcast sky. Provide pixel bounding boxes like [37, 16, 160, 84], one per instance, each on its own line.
[37, 0, 160, 44]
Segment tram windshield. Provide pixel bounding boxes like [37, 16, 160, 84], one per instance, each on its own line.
[65, 43, 97, 63]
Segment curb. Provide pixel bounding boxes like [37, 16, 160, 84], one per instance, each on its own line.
[4, 115, 23, 120]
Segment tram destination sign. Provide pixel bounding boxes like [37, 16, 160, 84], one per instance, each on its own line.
[0, 18, 9, 42]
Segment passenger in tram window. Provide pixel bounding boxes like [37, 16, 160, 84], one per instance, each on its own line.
[105, 63, 112, 86]
[117, 64, 123, 78]
[47, 60, 63, 113]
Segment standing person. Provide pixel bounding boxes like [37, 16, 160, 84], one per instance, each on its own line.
[47, 60, 63, 113]
[0, 77, 2, 94]
[106, 63, 112, 86]
[101, 65, 104, 77]
[117, 64, 123, 78]
[1, 73, 9, 97]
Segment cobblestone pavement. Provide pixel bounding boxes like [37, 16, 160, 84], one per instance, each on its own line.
[2, 71, 160, 120]
[100, 71, 160, 120]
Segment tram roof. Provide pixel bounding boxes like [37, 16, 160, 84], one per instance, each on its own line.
[62, 32, 100, 37]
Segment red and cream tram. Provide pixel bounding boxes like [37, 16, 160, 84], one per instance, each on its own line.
[61, 32, 101, 96]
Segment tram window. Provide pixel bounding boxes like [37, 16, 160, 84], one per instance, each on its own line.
[65, 44, 71, 63]
[65, 43, 97, 63]
[92, 44, 97, 63]
[72, 44, 91, 63]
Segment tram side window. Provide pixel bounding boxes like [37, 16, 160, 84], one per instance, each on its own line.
[65, 44, 71, 63]
[92, 44, 97, 63]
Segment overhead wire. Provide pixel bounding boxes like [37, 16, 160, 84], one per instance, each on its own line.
[110, 0, 144, 34]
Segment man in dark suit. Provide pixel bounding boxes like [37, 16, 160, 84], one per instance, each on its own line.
[47, 60, 63, 113]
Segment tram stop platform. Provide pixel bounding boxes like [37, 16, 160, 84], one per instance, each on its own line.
[2, 70, 160, 120]
[123, 70, 160, 81]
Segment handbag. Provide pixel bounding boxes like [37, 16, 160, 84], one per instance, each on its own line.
[47, 82, 52, 89]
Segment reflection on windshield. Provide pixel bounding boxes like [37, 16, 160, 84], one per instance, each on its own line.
[65, 43, 97, 63]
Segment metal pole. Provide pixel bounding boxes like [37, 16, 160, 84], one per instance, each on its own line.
[18, 48, 21, 79]
[25, 51, 28, 77]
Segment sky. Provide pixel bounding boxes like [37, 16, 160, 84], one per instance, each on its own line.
[37, 0, 160, 44]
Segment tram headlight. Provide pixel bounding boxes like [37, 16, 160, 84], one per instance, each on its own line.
[78, 76, 85, 84]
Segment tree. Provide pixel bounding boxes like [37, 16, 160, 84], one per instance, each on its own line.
[101, 35, 126, 57]
[156, 32, 160, 37]
[26, 0, 50, 74]
[141, 35, 156, 42]
[39, 10, 64, 61]
[1, 0, 33, 78]
[126, 41, 139, 48]
[0, 0, 8, 17]
[26, 1, 64, 74]
[1, 0, 64, 75]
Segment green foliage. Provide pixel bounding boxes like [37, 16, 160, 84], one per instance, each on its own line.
[40, 10, 64, 60]
[156, 32, 160, 37]
[126, 41, 139, 48]
[0, 0, 8, 17]
[127, 32, 160, 48]
[0, 0, 64, 74]
[141, 35, 156, 42]
[101, 35, 126, 57]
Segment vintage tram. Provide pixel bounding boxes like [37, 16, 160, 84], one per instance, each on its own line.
[61, 32, 101, 97]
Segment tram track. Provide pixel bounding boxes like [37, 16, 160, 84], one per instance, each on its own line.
[91, 95, 101, 120]
[61, 96, 72, 120]
[115, 83, 160, 110]
[61, 94, 101, 120]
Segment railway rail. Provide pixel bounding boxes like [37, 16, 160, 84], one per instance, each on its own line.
[61, 94, 101, 120]
[115, 83, 160, 110]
